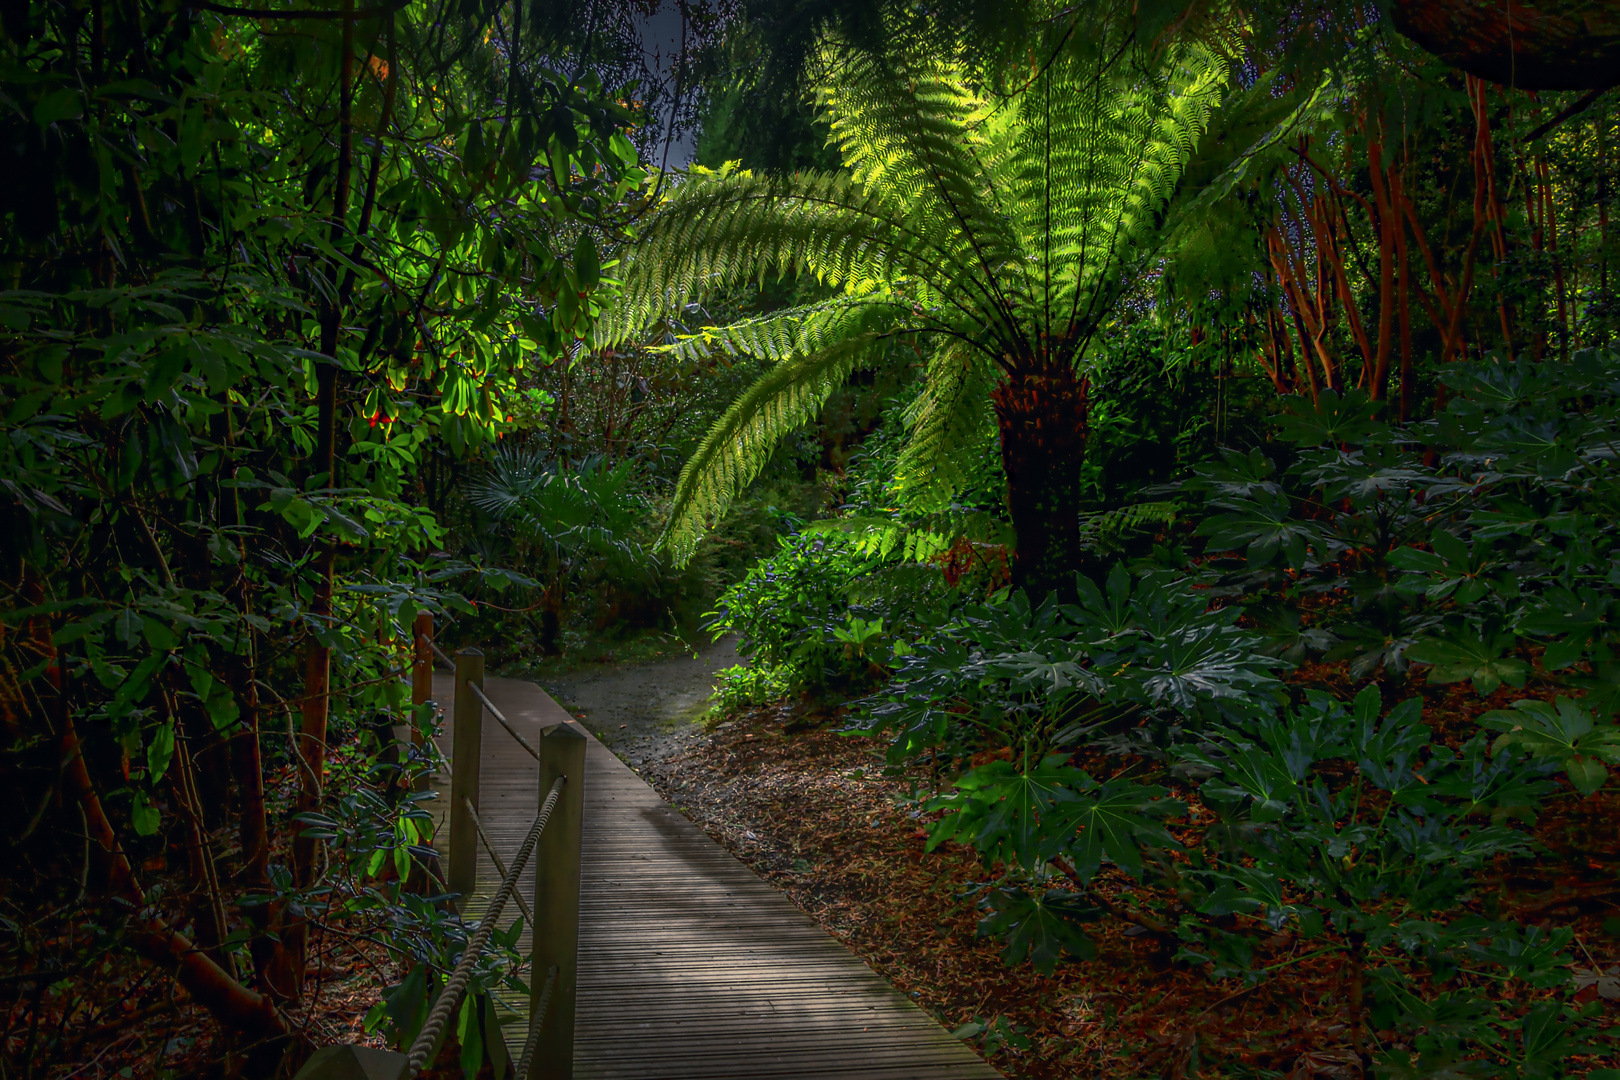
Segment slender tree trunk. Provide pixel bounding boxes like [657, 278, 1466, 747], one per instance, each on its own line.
[992, 360, 1086, 600]
[172, 731, 230, 970]
[1365, 122, 1398, 402]
[284, 377, 336, 999]
[1599, 118, 1610, 346]
[1347, 931, 1369, 1075]
[217, 397, 278, 990]
[1470, 76, 1516, 360]
[287, 0, 357, 997]
[230, 647, 267, 884]
[1396, 199, 1415, 422]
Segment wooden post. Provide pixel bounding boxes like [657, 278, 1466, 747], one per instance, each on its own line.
[532, 722, 585, 1080]
[449, 648, 484, 905]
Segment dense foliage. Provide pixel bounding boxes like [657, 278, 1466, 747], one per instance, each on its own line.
[6, 0, 1620, 1074]
[707, 349, 1620, 1075]
[684, 17, 1620, 1054]
[0, 0, 651, 1070]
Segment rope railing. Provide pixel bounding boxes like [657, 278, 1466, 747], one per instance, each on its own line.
[332, 616, 584, 1080]
[513, 964, 560, 1080]
[469, 680, 542, 761]
[465, 796, 536, 931]
[420, 631, 540, 759]
[405, 775, 567, 1078]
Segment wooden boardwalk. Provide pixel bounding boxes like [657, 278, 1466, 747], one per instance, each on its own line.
[428, 672, 1001, 1080]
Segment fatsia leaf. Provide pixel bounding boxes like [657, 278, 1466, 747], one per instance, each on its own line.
[1185, 447, 1279, 500]
[1273, 387, 1384, 447]
[976, 887, 1096, 975]
[1406, 628, 1528, 696]
[927, 756, 1083, 869]
[1195, 490, 1319, 567]
[1478, 697, 1620, 796]
[1048, 777, 1183, 882]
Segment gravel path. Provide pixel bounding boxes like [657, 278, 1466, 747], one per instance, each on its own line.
[538, 636, 738, 770]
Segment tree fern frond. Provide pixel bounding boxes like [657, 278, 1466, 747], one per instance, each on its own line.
[612, 27, 1237, 564]
[599, 167, 997, 348]
[894, 337, 998, 511]
[996, 41, 1229, 342]
[801, 515, 950, 562]
[660, 307, 901, 563]
[1077, 500, 1180, 547]
[658, 294, 903, 365]
[816, 45, 1029, 312]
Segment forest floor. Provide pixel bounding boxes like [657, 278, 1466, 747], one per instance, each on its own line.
[550, 645, 1359, 1078]
[544, 643, 1078, 1077]
[636, 701, 1177, 1080]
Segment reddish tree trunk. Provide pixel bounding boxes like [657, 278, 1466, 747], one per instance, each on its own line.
[992, 360, 1087, 599]
[286, 0, 356, 997]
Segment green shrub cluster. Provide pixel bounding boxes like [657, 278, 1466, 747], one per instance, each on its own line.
[716, 348, 1620, 1075]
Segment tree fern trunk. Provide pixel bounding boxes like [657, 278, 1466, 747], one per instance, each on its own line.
[992, 361, 1086, 600]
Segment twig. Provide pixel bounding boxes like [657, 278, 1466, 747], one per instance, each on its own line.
[1050, 856, 1177, 939]
[59, 1028, 141, 1079]
[1524, 87, 1616, 145]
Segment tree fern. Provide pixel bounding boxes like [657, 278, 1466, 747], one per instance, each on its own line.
[607, 15, 1235, 585]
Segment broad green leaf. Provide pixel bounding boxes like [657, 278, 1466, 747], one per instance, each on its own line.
[142, 617, 178, 651]
[34, 88, 83, 126]
[1051, 778, 1182, 882]
[1565, 757, 1609, 798]
[131, 790, 161, 836]
[146, 720, 175, 782]
[976, 887, 1095, 974]
[457, 994, 483, 1080]
[1273, 387, 1383, 447]
[927, 757, 1082, 870]
[574, 233, 601, 292]
[1407, 629, 1527, 696]
[1480, 697, 1620, 796]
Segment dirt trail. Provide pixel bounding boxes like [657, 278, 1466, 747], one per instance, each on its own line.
[538, 636, 738, 770]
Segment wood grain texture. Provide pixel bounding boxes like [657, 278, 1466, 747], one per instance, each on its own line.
[429, 673, 1002, 1080]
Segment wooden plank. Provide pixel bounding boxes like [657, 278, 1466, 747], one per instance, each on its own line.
[427, 672, 1000, 1080]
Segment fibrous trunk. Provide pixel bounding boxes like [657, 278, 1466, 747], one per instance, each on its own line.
[992, 361, 1086, 600]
